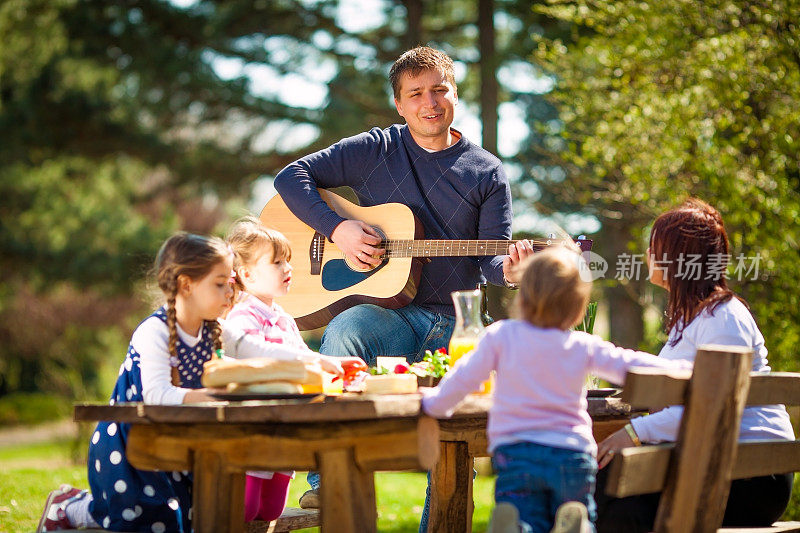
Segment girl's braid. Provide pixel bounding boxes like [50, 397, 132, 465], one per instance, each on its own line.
[208, 319, 223, 354]
[164, 273, 182, 387]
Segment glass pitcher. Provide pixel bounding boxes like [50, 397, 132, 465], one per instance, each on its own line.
[449, 289, 493, 394]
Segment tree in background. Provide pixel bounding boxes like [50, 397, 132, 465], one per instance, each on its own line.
[1, 0, 553, 402]
[13, 0, 755, 405]
[530, 0, 800, 369]
[0, 0, 351, 400]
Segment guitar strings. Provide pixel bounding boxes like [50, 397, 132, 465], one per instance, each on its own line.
[376, 238, 585, 257]
[378, 239, 575, 245]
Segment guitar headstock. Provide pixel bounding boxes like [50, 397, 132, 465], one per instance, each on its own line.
[575, 236, 593, 252]
[530, 235, 593, 253]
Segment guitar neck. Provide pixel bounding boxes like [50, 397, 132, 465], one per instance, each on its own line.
[382, 239, 583, 258]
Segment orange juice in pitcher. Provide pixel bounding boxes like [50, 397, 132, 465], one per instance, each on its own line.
[449, 289, 493, 394]
[448, 337, 476, 366]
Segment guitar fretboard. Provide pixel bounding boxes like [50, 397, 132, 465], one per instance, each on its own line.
[381, 239, 572, 258]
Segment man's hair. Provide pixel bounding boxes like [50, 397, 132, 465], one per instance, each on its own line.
[389, 46, 456, 98]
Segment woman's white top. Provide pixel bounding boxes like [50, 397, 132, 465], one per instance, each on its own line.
[134, 316, 310, 405]
[631, 298, 795, 443]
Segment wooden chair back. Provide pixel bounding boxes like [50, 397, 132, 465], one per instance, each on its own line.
[605, 344, 800, 533]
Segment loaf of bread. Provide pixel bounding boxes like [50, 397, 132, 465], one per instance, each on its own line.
[202, 357, 322, 389]
[226, 382, 303, 394]
[362, 374, 418, 394]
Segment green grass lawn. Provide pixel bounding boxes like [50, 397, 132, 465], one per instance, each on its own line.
[3, 436, 798, 532]
[0, 438, 494, 532]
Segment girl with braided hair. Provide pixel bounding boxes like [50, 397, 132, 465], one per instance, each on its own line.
[38, 233, 343, 532]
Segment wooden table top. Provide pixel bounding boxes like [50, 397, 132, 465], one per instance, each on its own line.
[74, 391, 635, 425]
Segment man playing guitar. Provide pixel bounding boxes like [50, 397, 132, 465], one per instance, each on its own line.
[274, 45, 532, 363]
[273, 45, 533, 525]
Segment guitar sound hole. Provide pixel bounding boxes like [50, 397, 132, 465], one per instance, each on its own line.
[321, 258, 388, 291]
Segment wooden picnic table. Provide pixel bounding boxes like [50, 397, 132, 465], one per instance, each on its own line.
[74, 391, 637, 533]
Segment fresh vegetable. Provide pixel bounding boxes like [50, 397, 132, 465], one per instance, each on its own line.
[408, 361, 432, 378]
[336, 358, 369, 388]
[369, 366, 390, 375]
[416, 348, 449, 378]
[341, 358, 368, 376]
[354, 349, 449, 385]
[394, 362, 410, 374]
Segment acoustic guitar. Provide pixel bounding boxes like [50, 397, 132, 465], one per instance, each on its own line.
[260, 189, 592, 330]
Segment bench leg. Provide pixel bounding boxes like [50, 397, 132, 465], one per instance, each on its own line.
[192, 449, 246, 533]
[429, 441, 473, 533]
[318, 447, 377, 533]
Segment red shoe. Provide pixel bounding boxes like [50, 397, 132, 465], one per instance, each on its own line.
[36, 484, 83, 532]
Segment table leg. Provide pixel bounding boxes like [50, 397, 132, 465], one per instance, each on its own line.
[429, 440, 473, 533]
[318, 447, 377, 532]
[192, 449, 246, 533]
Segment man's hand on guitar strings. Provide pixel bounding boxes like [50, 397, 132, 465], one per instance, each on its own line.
[502, 240, 534, 285]
[331, 219, 386, 269]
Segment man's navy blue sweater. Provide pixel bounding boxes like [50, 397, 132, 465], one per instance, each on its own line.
[273, 124, 512, 316]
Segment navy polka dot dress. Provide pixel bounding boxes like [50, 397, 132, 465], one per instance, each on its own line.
[87, 308, 214, 532]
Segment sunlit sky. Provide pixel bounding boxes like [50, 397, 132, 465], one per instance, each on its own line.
[170, 0, 596, 234]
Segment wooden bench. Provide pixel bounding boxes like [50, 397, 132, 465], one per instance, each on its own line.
[606, 344, 800, 532]
[247, 507, 320, 532]
[64, 508, 320, 533]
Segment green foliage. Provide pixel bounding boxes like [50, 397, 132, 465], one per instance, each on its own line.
[0, 393, 71, 426]
[0, 0, 319, 400]
[0, 157, 172, 291]
[0, 0, 569, 401]
[574, 301, 598, 334]
[0, 281, 139, 399]
[532, 0, 800, 369]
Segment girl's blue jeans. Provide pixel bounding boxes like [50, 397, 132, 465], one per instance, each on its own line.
[492, 441, 598, 533]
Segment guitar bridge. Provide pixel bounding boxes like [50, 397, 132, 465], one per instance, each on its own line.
[310, 232, 325, 275]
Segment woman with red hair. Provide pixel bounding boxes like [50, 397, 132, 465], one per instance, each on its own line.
[594, 198, 795, 532]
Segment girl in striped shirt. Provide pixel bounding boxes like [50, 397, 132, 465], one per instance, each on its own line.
[226, 216, 364, 522]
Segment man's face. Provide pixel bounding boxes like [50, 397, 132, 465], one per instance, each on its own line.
[394, 68, 458, 149]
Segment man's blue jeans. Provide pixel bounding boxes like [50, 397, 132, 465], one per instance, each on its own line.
[493, 441, 597, 533]
[306, 303, 455, 492]
[320, 303, 454, 365]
